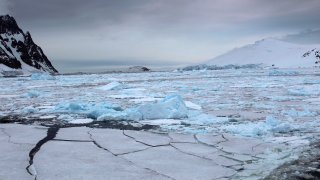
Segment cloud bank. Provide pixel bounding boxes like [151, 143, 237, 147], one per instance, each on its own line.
[0, 0, 11, 15]
[5, 0, 320, 73]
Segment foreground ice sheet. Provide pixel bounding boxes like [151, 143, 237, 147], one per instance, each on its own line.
[0, 125, 308, 180]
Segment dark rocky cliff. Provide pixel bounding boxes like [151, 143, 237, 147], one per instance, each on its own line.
[0, 15, 58, 73]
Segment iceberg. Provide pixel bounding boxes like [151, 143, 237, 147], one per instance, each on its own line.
[52, 95, 188, 122]
[137, 94, 188, 120]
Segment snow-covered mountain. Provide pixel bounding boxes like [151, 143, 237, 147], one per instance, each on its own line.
[207, 39, 320, 68]
[0, 15, 58, 75]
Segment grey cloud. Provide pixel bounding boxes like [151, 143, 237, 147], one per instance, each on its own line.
[5, 0, 320, 73]
[280, 29, 320, 44]
[11, 0, 320, 31]
[0, 0, 12, 14]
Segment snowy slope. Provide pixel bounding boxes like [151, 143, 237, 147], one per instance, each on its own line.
[207, 39, 320, 68]
[0, 15, 58, 75]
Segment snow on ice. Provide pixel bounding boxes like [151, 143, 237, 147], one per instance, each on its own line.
[31, 73, 56, 80]
[0, 68, 319, 138]
[98, 81, 124, 91]
[53, 94, 189, 121]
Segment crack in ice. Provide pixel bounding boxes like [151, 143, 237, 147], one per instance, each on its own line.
[122, 130, 171, 147]
[88, 129, 175, 180]
[26, 125, 60, 179]
[52, 139, 93, 142]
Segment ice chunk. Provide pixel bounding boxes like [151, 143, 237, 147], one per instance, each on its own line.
[39, 115, 56, 119]
[223, 122, 269, 137]
[98, 81, 123, 90]
[86, 103, 122, 119]
[57, 114, 74, 121]
[96, 108, 143, 121]
[223, 116, 294, 137]
[288, 85, 320, 96]
[185, 101, 202, 110]
[130, 97, 160, 103]
[97, 110, 128, 121]
[53, 95, 187, 121]
[268, 70, 299, 76]
[31, 73, 55, 80]
[188, 112, 228, 125]
[266, 116, 279, 127]
[22, 106, 38, 114]
[283, 108, 316, 117]
[271, 123, 292, 133]
[69, 118, 93, 124]
[266, 116, 294, 133]
[97, 95, 189, 121]
[137, 94, 188, 120]
[55, 102, 85, 112]
[55, 102, 120, 113]
[24, 90, 41, 98]
[54, 101, 123, 121]
[124, 108, 143, 121]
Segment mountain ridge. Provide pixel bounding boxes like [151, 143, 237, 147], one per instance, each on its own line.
[0, 15, 58, 75]
[206, 39, 320, 68]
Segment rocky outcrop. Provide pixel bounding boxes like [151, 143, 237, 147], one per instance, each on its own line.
[128, 66, 150, 72]
[0, 15, 58, 74]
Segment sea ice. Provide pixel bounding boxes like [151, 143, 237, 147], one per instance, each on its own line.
[98, 81, 123, 90]
[22, 106, 38, 114]
[97, 110, 128, 121]
[137, 94, 188, 120]
[268, 70, 299, 76]
[52, 95, 189, 121]
[223, 116, 294, 137]
[185, 101, 202, 110]
[188, 112, 228, 125]
[31, 73, 56, 80]
[55, 102, 86, 112]
[283, 108, 316, 117]
[69, 118, 94, 124]
[24, 90, 41, 98]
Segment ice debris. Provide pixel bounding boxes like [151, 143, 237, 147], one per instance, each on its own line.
[69, 118, 94, 124]
[54, 102, 122, 118]
[137, 94, 188, 120]
[22, 106, 38, 114]
[268, 70, 299, 76]
[223, 116, 294, 137]
[185, 101, 202, 110]
[53, 95, 188, 121]
[188, 112, 228, 125]
[283, 108, 316, 117]
[288, 85, 320, 96]
[31, 73, 56, 80]
[98, 81, 124, 90]
[24, 90, 41, 98]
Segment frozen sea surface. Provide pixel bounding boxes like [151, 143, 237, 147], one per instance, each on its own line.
[1, 68, 319, 136]
[1, 68, 320, 179]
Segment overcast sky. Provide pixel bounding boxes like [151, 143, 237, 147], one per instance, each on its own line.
[1, 0, 320, 72]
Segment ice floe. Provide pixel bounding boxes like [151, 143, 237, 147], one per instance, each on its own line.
[223, 116, 295, 137]
[98, 81, 124, 91]
[137, 94, 188, 120]
[51, 95, 189, 121]
[31, 73, 56, 80]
